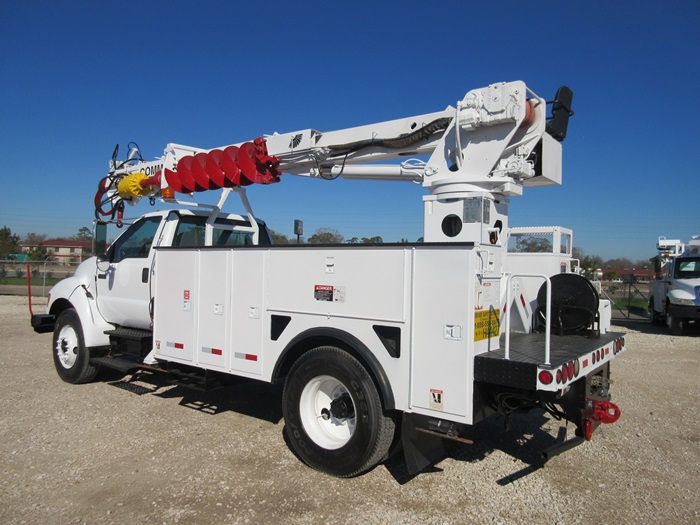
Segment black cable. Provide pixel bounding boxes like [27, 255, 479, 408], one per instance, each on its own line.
[327, 117, 452, 158]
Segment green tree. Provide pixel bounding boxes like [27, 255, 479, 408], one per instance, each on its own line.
[27, 244, 52, 261]
[361, 236, 383, 244]
[581, 255, 604, 280]
[604, 257, 633, 270]
[74, 227, 92, 243]
[23, 232, 47, 244]
[0, 226, 21, 259]
[269, 229, 292, 245]
[307, 228, 344, 244]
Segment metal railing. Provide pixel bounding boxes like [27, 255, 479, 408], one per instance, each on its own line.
[503, 273, 552, 365]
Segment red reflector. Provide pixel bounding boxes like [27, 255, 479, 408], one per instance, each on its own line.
[174, 342, 184, 349]
[539, 370, 553, 385]
[212, 348, 223, 356]
[582, 358, 589, 368]
[520, 294, 527, 308]
[245, 354, 258, 362]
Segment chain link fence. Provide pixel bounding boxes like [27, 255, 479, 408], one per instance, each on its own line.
[0, 260, 81, 297]
[599, 280, 650, 320]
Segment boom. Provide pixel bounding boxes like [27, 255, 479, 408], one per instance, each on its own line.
[96, 81, 572, 245]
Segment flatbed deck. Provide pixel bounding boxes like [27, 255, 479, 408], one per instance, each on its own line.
[474, 331, 623, 390]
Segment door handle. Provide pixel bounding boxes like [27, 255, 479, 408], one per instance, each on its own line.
[142, 268, 149, 283]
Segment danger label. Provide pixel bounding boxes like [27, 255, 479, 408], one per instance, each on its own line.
[314, 285, 346, 303]
[474, 309, 500, 341]
[430, 389, 444, 411]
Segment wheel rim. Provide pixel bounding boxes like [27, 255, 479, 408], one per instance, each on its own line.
[299, 375, 356, 450]
[56, 324, 79, 369]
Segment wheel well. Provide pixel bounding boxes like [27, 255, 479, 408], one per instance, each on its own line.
[49, 298, 74, 319]
[273, 328, 396, 411]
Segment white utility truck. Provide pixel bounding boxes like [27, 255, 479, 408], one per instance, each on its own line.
[32, 81, 626, 477]
[649, 236, 700, 335]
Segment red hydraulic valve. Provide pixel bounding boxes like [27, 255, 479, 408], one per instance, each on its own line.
[165, 137, 281, 193]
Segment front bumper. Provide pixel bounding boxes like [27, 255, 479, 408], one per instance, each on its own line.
[31, 314, 55, 334]
[668, 304, 700, 319]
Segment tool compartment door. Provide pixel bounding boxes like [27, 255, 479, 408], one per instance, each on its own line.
[410, 248, 475, 420]
[153, 249, 197, 363]
[196, 250, 231, 370]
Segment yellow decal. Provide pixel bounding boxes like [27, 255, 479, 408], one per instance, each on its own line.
[474, 309, 500, 341]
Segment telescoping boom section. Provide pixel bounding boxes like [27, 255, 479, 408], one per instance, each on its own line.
[35, 81, 625, 478]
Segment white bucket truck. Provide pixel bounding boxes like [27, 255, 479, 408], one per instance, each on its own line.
[649, 236, 700, 334]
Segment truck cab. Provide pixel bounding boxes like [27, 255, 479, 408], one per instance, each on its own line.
[32, 208, 271, 349]
[649, 236, 700, 334]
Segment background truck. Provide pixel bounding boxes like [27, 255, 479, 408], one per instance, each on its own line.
[649, 236, 700, 335]
[32, 81, 625, 477]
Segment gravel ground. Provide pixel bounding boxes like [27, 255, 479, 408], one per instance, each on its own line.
[1, 295, 698, 525]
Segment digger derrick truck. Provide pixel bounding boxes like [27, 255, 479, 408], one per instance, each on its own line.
[31, 81, 626, 477]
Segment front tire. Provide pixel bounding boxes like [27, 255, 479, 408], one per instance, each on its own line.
[669, 315, 683, 336]
[666, 302, 684, 336]
[52, 308, 98, 384]
[649, 299, 662, 326]
[282, 346, 395, 477]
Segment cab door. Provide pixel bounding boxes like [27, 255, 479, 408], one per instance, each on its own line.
[95, 216, 164, 329]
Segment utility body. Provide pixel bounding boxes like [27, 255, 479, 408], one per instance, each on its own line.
[32, 81, 625, 477]
[648, 236, 700, 335]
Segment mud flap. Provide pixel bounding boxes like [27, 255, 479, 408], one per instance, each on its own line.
[401, 413, 445, 474]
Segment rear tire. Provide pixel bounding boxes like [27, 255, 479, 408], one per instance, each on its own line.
[282, 346, 395, 477]
[52, 309, 98, 384]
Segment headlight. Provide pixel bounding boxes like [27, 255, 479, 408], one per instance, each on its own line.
[674, 298, 696, 306]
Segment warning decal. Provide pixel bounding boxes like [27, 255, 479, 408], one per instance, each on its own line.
[314, 284, 334, 301]
[474, 309, 500, 341]
[430, 389, 444, 411]
[314, 284, 346, 303]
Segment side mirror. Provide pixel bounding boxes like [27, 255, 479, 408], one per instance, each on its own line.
[93, 221, 108, 258]
[96, 253, 111, 272]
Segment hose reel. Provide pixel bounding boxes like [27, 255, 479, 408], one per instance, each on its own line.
[536, 274, 599, 334]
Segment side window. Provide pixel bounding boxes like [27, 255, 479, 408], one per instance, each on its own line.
[173, 217, 206, 247]
[171, 214, 272, 248]
[108, 216, 162, 263]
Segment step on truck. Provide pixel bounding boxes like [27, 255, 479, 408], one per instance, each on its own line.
[31, 81, 626, 477]
[649, 236, 700, 335]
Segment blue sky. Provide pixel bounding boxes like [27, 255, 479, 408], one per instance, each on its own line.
[1, 1, 698, 261]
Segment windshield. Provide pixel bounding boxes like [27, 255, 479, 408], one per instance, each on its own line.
[674, 257, 700, 279]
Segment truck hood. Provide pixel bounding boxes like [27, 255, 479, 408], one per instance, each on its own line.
[669, 280, 700, 304]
